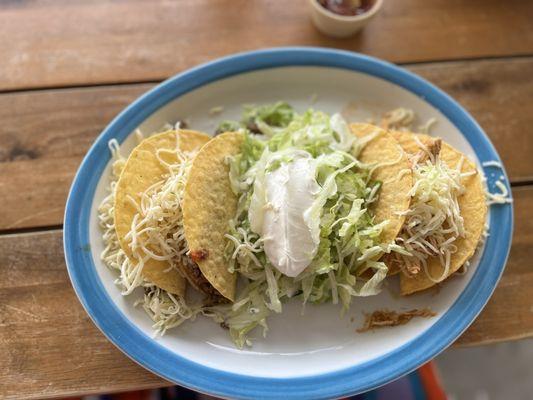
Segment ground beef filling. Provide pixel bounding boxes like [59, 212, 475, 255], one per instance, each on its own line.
[178, 256, 226, 303]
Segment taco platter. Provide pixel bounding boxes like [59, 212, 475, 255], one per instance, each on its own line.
[98, 102, 501, 348]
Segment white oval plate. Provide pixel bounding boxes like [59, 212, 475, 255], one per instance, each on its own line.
[64, 48, 513, 399]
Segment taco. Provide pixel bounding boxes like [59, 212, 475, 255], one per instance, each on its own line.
[182, 131, 243, 302]
[114, 129, 210, 296]
[385, 131, 487, 295]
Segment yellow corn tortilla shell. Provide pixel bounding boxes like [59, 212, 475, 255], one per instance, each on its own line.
[350, 123, 414, 250]
[391, 131, 487, 295]
[114, 129, 210, 296]
[182, 131, 243, 302]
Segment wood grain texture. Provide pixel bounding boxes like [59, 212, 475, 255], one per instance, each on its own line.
[410, 58, 533, 184]
[0, 187, 528, 399]
[0, 84, 152, 230]
[1, 0, 533, 91]
[1, 58, 533, 230]
[456, 186, 533, 346]
[0, 230, 170, 400]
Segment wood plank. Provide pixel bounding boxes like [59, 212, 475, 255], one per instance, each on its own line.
[1, 0, 533, 91]
[1, 58, 532, 230]
[0, 187, 529, 399]
[0, 84, 152, 230]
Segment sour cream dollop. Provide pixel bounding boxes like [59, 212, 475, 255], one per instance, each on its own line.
[257, 153, 321, 277]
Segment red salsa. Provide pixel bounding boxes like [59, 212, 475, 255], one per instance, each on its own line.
[317, 0, 374, 16]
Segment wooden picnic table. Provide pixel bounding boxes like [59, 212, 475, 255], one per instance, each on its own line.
[1, 1, 532, 399]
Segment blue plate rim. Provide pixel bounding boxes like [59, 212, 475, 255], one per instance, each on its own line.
[64, 47, 513, 400]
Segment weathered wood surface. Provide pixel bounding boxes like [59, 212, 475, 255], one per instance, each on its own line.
[0, 186, 529, 399]
[456, 186, 533, 346]
[0, 83, 151, 230]
[1, 1, 532, 397]
[411, 58, 533, 184]
[1, 0, 533, 91]
[0, 230, 171, 400]
[1, 58, 532, 231]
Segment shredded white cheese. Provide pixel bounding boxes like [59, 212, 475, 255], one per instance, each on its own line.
[379, 107, 437, 135]
[124, 132, 197, 282]
[380, 108, 415, 131]
[225, 225, 266, 272]
[481, 161, 513, 205]
[482, 160, 503, 168]
[486, 180, 513, 205]
[394, 152, 470, 282]
[136, 285, 200, 336]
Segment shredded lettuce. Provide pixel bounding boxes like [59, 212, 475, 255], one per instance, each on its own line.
[215, 101, 294, 137]
[223, 103, 391, 346]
